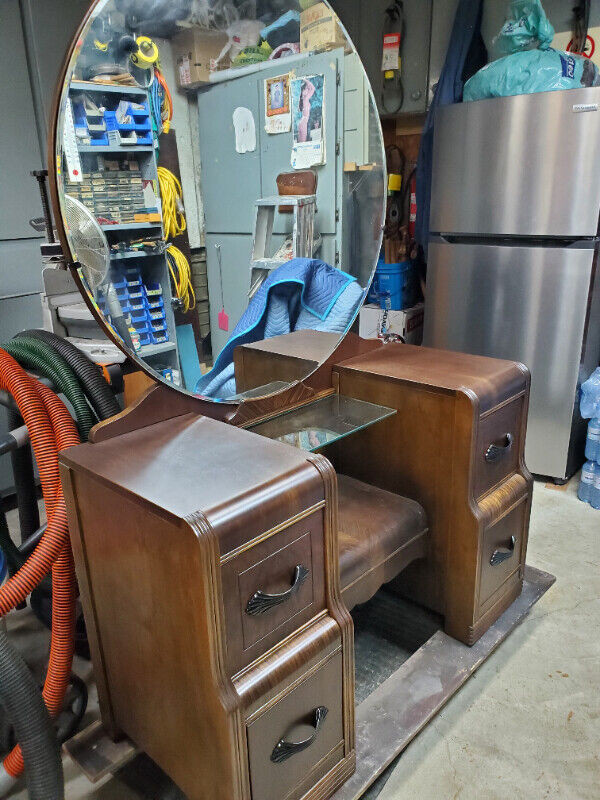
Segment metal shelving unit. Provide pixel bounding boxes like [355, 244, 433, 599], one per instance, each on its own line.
[101, 222, 162, 232]
[78, 145, 155, 153]
[110, 250, 163, 260]
[70, 80, 149, 96]
[140, 342, 177, 357]
[65, 80, 181, 380]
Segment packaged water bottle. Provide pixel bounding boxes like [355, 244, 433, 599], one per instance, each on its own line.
[578, 460, 596, 504]
[591, 463, 600, 510]
[585, 418, 600, 462]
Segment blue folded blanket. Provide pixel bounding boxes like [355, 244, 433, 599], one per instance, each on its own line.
[195, 258, 364, 399]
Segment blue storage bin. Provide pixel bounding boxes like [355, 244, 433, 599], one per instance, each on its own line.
[151, 331, 169, 344]
[89, 133, 110, 146]
[138, 333, 153, 347]
[371, 259, 417, 311]
[134, 132, 153, 145]
[147, 297, 164, 311]
[144, 282, 163, 298]
[128, 289, 144, 301]
[129, 100, 150, 119]
[104, 110, 132, 131]
[130, 308, 149, 323]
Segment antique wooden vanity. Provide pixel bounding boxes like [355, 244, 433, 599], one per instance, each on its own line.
[59, 330, 551, 800]
[48, 3, 554, 797]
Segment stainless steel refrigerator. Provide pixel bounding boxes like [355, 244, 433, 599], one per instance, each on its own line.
[424, 87, 600, 481]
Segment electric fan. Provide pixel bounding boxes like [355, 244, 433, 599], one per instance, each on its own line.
[63, 195, 133, 347]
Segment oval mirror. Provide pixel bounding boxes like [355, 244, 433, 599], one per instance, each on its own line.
[50, 0, 385, 402]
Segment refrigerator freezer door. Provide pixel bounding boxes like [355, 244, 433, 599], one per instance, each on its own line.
[430, 88, 600, 238]
[423, 242, 595, 478]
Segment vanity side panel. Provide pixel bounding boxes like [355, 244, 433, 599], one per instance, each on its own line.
[325, 368, 456, 614]
[60, 465, 248, 800]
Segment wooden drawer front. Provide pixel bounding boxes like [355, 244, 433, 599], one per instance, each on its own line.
[479, 499, 526, 609]
[222, 512, 325, 674]
[473, 396, 523, 499]
[247, 651, 344, 800]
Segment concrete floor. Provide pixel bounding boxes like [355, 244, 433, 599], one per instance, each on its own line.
[4, 477, 600, 799]
[378, 478, 600, 800]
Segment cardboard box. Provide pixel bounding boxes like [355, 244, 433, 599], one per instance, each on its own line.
[359, 302, 424, 345]
[300, 2, 347, 53]
[172, 29, 230, 89]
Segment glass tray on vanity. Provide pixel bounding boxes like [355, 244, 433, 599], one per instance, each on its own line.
[248, 394, 396, 452]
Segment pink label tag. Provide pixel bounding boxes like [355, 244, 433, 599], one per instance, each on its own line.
[218, 309, 229, 331]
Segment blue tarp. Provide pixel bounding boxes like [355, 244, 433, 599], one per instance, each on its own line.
[195, 258, 364, 399]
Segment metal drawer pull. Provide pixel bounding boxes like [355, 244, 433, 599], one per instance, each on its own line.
[270, 706, 328, 764]
[490, 536, 516, 566]
[245, 564, 309, 616]
[485, 433, 513, 462]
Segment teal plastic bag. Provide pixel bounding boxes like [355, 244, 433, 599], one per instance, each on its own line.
[493, 0, 554, 56]
[464, 48, 600, 102]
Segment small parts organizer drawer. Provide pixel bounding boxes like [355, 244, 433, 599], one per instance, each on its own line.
[247, 651, 344, 800]
[473, 395, 524, 499]
[479, 493, 528, 610]
[221, 510, 325, 674]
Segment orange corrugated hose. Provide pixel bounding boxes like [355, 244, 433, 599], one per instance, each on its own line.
[0, 349, 78, 779]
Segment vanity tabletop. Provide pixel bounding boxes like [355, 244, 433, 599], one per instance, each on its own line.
[59, 413, 323, 553]
[335, 343, 529, 413]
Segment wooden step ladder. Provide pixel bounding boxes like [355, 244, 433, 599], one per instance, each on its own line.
[249, 194, 318, 299]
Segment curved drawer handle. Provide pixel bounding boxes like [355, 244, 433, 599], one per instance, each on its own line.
[245, 564, 309, 616]
[270, 706, 328, 764]
[490, 536, 516, 566]
[485, 433, 513, 463]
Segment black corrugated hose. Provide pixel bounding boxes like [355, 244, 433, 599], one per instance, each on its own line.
[0, 630, 63, 799]
[1, 339, 96, 440]
[18, 331, 120, 421]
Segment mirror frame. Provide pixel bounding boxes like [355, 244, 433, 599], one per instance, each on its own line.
[47, 0, 387, 409]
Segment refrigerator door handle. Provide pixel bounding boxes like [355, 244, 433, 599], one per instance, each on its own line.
[485, 433, 513, 463]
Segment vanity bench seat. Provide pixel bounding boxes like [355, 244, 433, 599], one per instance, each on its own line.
[337, 475, 428, 610]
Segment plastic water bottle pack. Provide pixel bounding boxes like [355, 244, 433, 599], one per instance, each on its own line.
[578, 368, 600, 509]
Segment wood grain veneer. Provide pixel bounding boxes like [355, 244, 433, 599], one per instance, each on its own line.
[324, 343, 533, 645]
[60, 415, 355, 800]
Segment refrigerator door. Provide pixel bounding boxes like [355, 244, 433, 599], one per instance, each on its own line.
[423, 241, 595, 478]
[430, 88, 600, 238]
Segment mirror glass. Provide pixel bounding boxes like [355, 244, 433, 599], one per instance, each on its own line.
[53, 0, 385, 401]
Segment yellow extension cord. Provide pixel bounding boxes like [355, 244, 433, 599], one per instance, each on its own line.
[167, 244, 195, 314]
[158, 167, 194, 311]
[157, 167, 186, 240]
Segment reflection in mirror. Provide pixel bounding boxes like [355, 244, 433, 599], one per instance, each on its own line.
[54, 0, 385, 401]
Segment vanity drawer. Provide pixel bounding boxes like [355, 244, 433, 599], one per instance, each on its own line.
[478, 497, 527, 609]
[221, 510, 326, 674]
[473, 396, 524, 499]
[247, 651, 344, 800]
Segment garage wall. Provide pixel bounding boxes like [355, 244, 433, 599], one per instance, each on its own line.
[0, 0, 87, 497]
